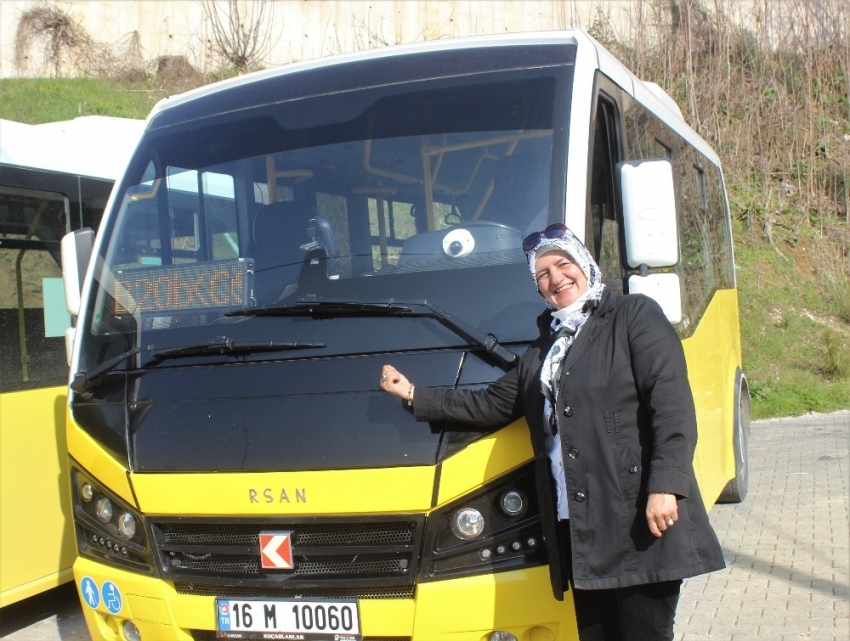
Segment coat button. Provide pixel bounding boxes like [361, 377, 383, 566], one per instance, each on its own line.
[629, 465, 638, 474]
[574, 492, 586, 502]
[563, 406, 575, 417]
[568, 448, 579, 459]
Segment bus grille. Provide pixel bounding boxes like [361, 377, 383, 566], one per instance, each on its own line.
[174, 582, 415, 600]
[150, 517, 424, 590]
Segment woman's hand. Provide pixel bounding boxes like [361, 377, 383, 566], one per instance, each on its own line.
[380, 365, 413, 403]
[646, 492, 679, 538]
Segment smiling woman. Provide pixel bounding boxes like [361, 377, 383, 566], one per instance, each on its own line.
[382, 224, 725, 641]
[533, 249, 589, 309]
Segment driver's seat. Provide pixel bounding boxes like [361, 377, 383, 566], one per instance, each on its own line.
[252, 200, 311, 301]
[480, 153, 549, 233]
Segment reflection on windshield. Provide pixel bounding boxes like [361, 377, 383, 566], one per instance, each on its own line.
[83, 71, 565, 372]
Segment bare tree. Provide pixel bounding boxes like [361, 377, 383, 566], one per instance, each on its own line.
[200, 0, 279, 73]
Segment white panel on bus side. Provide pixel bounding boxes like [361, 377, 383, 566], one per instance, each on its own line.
[620, 160, 679, 268]
[628, 273, 683, 324]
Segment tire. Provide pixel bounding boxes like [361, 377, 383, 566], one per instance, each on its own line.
[718, 374, 750, 503]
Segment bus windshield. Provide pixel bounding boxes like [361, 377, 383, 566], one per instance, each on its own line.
[81, 64, 573, 373]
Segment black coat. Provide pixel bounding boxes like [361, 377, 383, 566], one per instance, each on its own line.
[413, 289, 725, 598]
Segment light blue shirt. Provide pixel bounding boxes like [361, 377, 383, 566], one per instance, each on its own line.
[544, 397, 570, 520]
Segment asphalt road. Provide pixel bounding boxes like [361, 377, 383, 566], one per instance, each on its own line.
[1, 411, 847, 641]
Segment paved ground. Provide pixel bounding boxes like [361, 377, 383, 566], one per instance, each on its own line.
[1, 411, 847, 641]
[676, 410, 849, 641]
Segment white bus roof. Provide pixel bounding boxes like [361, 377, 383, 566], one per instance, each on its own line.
[151, 30, 718, 167]
[0, 116, 145, 181]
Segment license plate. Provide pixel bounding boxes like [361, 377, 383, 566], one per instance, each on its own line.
[216, 598, 361, 640]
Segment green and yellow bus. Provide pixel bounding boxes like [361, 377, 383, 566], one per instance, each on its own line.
[61, 31, 749, 641]
[0, 116, 144, 607]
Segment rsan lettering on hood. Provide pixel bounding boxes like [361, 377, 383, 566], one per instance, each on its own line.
[249, 488, 307, 503]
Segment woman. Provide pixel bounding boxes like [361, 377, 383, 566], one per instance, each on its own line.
[380, 223, 725, 641]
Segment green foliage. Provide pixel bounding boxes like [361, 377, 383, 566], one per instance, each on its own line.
[823, 330, 849, 379]
[0, 77, 162, 124]
[733, 219, 849, 418]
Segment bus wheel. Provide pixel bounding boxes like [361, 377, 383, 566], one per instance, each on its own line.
[718, 375, 750, 503]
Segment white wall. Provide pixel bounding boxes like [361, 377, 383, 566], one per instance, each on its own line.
[0, 0, 616, 78]
[0, 0, 662, 78]
[1, 0, 843, 79]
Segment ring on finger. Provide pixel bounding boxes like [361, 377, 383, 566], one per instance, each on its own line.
[666, 518, 674, 527]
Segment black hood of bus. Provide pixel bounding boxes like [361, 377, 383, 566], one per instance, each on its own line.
[72, 350, 507, 472]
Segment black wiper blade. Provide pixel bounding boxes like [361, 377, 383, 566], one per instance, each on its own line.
[226, 301, 412, 317]
[70, 336, 325, 395]
[151, 336, 325, 359]
[70, 345, 147, 395]
[229, 299, 516, 369]
[403, 300, 518, 370]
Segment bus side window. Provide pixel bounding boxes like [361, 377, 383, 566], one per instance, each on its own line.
[0, 188, 70, 391]
[588, 96, 623, 291]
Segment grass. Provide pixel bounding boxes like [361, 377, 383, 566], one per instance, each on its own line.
[1, 77, 847, 419]
[733, 220, 850, 418]
[0, 77, 163, 123]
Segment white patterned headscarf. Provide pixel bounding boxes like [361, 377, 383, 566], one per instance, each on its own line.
[526, 229, 605, 417]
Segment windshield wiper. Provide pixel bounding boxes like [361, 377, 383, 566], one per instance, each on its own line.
[227, 301, 412, 317]
[150, 337, 325, 359]
[227, 300, 517, 369]
[406, 301, 517, 369]
[70, 336, 325, 395]
[71, 345, 146, 395]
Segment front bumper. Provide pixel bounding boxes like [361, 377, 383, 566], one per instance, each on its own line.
[73, 557, 577, 640]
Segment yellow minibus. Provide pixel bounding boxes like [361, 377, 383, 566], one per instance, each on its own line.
[61, 31, 749, 640]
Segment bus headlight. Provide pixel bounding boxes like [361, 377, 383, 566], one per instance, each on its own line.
[451, 507, 485, 540]
[122, 620, 142, 641]
[96, 497, 113, 523]
[499, 490, 526, 517]
[420, 463, 545, 581]
[117, 512, 137, 539]
[71, 464, 156, 576]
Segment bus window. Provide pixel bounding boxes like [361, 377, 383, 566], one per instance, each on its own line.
[588, 94, 623, 292]
[0, 186, 69, 391]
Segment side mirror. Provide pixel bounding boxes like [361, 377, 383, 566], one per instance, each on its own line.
[628, 273, 683, 324]
[618, 159, 681, 324]
[619, 159, 679, 268]
[61, 228, 94, 317]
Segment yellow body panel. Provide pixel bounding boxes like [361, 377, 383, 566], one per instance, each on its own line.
[130, 466, 435, 515]
[682, 288, 743, 506]
[66, 410, 136, 505]
[436, 419, 534, 506]
[0, 386, 76, 607]
[73, 536, 578, 640]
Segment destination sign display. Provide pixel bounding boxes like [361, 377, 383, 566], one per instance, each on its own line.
[114, 258, 253, 315]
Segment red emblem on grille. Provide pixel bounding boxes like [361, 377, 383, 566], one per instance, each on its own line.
[259, 531, 294, 569]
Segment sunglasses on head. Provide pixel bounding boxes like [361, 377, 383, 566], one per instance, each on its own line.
[522, 222, 570, 253]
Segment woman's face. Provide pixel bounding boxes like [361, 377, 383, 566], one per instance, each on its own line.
[534, 249, 589, 310]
